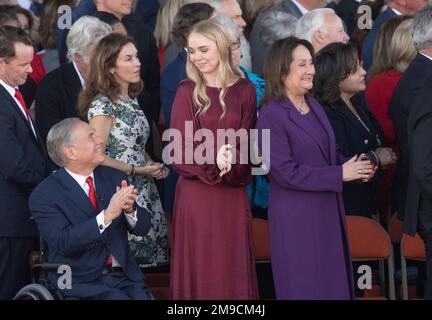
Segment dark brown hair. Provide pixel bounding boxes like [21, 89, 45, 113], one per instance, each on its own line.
[312, 42, 358, 110]
[6, 5, 34, 32]
[262, 36, 315, 106]
[0, 25, 33, 61]
[171, 3, 214, 48]
[78, 33, 143, 119]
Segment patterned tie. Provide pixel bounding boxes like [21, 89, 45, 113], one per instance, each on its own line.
[86, 177, 112, 267]
[14, 89, 31, 125]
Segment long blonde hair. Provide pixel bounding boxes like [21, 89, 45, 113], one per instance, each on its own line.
[186, 20, 240, 119]
[389, 19, 417, 73]
[154, 0, 184, 49]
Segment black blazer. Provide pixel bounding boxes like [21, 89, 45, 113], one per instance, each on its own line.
[389, 53, 432, 220]
[404, 75, 432, 235]
[0, 84, 49, 237]
[322, 94, 384, 217]
[35, 62, 82, 144]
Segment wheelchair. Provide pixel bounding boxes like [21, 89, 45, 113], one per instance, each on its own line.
[13, 239, 162, 300]
[13, 239, 67, 300]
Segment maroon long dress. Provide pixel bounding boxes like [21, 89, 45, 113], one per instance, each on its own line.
[169, 78, 258, 300]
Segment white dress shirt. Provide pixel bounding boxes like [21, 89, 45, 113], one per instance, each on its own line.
[65, 168, 138, 268]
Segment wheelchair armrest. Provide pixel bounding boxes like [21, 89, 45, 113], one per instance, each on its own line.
[31, 263, 69, 283]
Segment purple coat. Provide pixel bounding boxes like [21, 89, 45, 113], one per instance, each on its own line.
[256, 96, 355, 300]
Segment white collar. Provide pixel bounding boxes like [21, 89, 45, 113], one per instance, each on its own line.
[72, 61, 86, 88]
[65, 168, 95, 190]
[0, 79, 18, 98]
[390, 7, 402, 16]
[420, 52, 432, 61]
[292, 0, 309, 15]
[17, 0, 32, 10]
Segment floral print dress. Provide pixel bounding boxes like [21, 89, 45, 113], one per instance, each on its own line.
[88, 95, 169, 268]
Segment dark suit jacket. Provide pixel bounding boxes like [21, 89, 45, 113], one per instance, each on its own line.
[335, 0, 360, 36]
[361, 7, 396, 71]
[389, 53, 432, 219]
[35, 63, 82, 144]
[404, 75, 432, 235]
[322, 94, 384, 217]
[160, 49, 187, 128]
[0, 84, 49, 237]
[122, 13, 161, 125]
[29, 166, 151, 286]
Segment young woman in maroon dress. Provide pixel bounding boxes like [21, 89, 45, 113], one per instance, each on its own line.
[169, 20, 258, 300]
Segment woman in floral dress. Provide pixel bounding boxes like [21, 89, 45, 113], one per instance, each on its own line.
[78, 33, 169, 268]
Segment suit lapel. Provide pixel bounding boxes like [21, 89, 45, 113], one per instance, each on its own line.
[93, 167, 110, 212]
[57, 168, 98, 219]
[308, 97, 337, 164]
[284, 0, 303, 18]
[0, 85, 46, 152]
[287, 97, 332, 164]
[64, 63, 83, 114]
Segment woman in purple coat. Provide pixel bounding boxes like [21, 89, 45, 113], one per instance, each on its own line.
[256, 37, 376, 299]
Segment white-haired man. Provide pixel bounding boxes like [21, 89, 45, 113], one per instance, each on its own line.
[35, 16, 112, 144]
[296, 8, 349, 53]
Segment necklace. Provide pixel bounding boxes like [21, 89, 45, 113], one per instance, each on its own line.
[347, 103, 371, 133]
[294, 99, 307, 115]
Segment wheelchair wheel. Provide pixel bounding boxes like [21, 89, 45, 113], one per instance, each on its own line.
[13, 283, 55, 300]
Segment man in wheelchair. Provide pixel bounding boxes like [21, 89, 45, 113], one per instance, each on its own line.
[27, 118, 153, 299]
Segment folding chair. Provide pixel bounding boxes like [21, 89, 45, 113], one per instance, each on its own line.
[400, 232, 426, 300]
[346, 215, 396, 300]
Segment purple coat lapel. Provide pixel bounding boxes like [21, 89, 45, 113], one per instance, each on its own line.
[284, 96, 337, 165]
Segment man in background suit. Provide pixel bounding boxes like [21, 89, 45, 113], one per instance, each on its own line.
[57, 0, 161, 157]
[35, 16, 112, 144]
[0, 26, 49, 300]
[404, 74, 432, 299]
[295, 8, 349, 53]
[389, 5, 432, 221]
[29, 118, 152, 299]
[361, 0, 427, 71]
[249, 0, 327, 75]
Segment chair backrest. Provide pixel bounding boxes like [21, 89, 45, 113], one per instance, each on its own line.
[346, 215, 395, 300]
[401, 233, 426, 261]
[251, 218, 270, 261]
[388, 214, 404, 244]
[346, 216, 391, 259]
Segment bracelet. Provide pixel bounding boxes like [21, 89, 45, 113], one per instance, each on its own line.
[131, 164, 135, 177]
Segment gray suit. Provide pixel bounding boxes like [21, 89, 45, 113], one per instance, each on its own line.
[249, 0, 303, 75]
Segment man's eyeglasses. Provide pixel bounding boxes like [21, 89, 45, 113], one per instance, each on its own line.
[231, 38, 241, 51]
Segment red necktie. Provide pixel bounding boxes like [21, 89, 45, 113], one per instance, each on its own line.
[85, 176, 99, 212]
[14, 89, 31, 125]
[86, 177, 112, 267]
